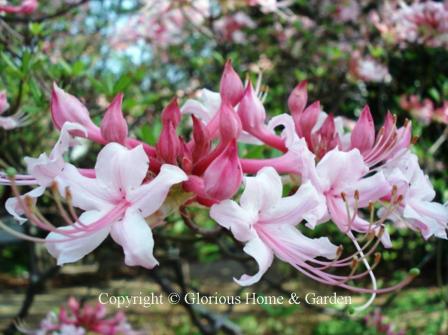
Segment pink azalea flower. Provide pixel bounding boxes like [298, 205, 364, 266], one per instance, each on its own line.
[44, 143, 187, 268]
[210, 166, 334, 286]
[307, 148, 392, 245]
[379, 151, 448, 240]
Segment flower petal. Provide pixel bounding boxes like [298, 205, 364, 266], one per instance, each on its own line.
[24, 122, 86, 186]
[316, 149, 368, 192]
[404, 200, 448, 239]
[45, 210, 111, 265]
[240, 167, 282, 213]
[110, 209, 158, 269]
[259, 224, 338, 261]
[58, 164, 115, 211]
[95, 143, 149, 193]
[210, 199, 257, 242]
[128, 164, 187, 217]
[234, 237, 274, 286]
[5, 186, 45, 223]
[260, 181, 326, 228]
[346, 171, 391, 208]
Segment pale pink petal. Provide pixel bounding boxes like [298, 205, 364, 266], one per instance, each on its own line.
[404, 200, 448, 239]
[234, 237, 274, 286]
[128, 164, 187, 217]
[5, 186, 45, 223]
[267, 114, 299, 148]
[181, 89, 221, 123]
[346, 171, 391, 207]
[58, 164, 116, 211]
[46, 211, 111, 265]
[240, 167, 282, 213]
[24, 122, 86, 186]
[110, 209, 158, 269]
[210, 200, 257, 242]
[259, 224, 338, 261]
[95, 143, 149, 193]
[259, 181, 326, 228]
[316, 149, 368, 192]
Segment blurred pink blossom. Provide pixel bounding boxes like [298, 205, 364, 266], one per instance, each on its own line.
[349, 51, 391, 83]
[373, 1, 448, 48]
[400, 95, 448, 125]
[19, 297, 143, 335]
[213, 12, 256, 43]
[111, 0, 210, 51]
[0, 0, 37, 14]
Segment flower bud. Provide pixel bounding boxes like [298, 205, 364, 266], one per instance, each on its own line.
[203, 140, 242, 200]
[297, 101, 320, 141]
[288, 81, 308, 117]
[161, 98, 181, 127]
[192, 115, 211, 162]
[237, 83, 266, 132]
[219, 60, 244, 106]
[156, 122, 181, 164]
[350, 105, 375, 153]
[100, 93, 128, 144]
[219, 100, 242, 143]
[51, 83, 98, 137]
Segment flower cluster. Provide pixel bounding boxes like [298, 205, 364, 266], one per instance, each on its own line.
[1, 63, 447, 310]
[18, 297, 143, 335]
[400, 95, 448, 125]
[110, 0, 210, 52]
[373, 1, 448, 48]
[110, 0, 294, 53]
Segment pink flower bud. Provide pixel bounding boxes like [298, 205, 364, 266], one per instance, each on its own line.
[319, 114, 337, 142]
[219, 60, 244, 106]
[156, 122, 181, 164]
[0, 90, 9, 114]
[203, 140, 242, 200]
[313, 114, 338, 158]
[219, 100, 242, 142]
[288, 81, 308, 117]
[297, 101, 320, 141]
[237, 83, 266, 132]
[100, 93, 128, 144]
[51, 83, 98, 137]
[161, 98, 181, 127]
[350, 105, 375, 153]
[192, 115, 211, 162]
